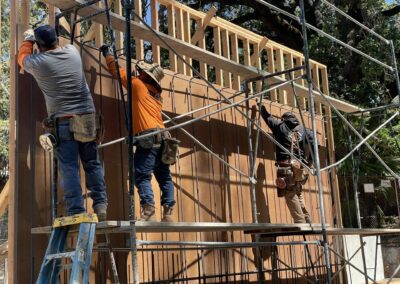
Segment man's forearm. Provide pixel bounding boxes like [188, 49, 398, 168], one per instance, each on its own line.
[17, 41, 34, 68]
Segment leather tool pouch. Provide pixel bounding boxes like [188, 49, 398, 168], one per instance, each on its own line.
[138, 135, 155, 149]
[69, 113, 98, 143]
[291, 160, 308, 185]
[161, 131, 180, 165]
[276, 167, 294, 197]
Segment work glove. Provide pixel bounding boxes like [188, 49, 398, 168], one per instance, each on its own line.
[99, 44, 111, 57]
[260, 105, 270, 118]
[23, 29, 36, 42]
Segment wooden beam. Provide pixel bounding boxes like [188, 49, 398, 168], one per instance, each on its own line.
[0, 181, 9, 217]
[9, 0, 18, 282]
[286, 53, 296, 107]
[213, 26, 222, 85]
[42, 0, 362, 113]
[167, 4, 177, 71]
[114, 0, 124, 50]
[134, 0, 144, 59]
[250, 37, 268, 66]
[190, 6, 216, 46]
[230, 33, 240, 90]
[182, 10, 192, 77]
[221, 29, 231, 89]
[175, 7, 185, 74]
[151, 0, 160, 64]
[194, 18, 207, 79]
[266, 46, 278, 101]
[275, 49, 287, 105]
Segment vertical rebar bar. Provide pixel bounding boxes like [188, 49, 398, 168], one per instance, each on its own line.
[244, 87, 263, 283]
[299, 0, 332, 282]
[122, 0, 139, 283]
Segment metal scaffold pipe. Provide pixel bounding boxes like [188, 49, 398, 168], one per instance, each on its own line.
[320, 0, 390, 44]
[122, 0, 139, 283]
[253, 0, 394, 72]
[299, 0, 332, 282]
[321, 112, 399, 172]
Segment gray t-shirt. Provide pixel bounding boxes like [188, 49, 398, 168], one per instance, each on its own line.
[23, 44, 95, 117]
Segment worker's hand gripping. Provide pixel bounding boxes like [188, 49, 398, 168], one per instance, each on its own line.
[260, 105, 270, 118]
[23, 29, 36, 42]
[99, 44, 111, 57]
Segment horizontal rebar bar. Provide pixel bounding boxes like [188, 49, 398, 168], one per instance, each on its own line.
[137, 240, 320, 247]
[253, 0, 394, 71]
[161, 112, 251, 179]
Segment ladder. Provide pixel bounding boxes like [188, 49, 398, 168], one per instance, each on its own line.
[36, 213, 97, 284]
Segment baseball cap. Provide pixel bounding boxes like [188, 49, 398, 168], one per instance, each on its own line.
[34, 25, 58, 48]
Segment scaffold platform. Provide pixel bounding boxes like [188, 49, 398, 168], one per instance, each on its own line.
[32, 221, 325, 234]
[32, 221, 400, 236]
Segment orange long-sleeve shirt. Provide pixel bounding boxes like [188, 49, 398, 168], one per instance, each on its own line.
[17, 40, 34, 68]
[105, 55, 164, 135]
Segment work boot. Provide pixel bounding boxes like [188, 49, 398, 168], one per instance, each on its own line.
[94, 204, 107, 222]
[162, 205, 174, 222]
[140, 204, 156, 221]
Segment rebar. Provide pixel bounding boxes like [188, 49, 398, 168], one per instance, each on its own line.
[122, 1, 139, 284]
[299, 0, 332, 282]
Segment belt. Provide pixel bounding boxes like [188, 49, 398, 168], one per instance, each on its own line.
[136, 128, 163, 144]
[57, 115, 74, 123]
[276, 159, 291, 167]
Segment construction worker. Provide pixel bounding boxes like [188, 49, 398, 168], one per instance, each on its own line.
[100, 44, 176, 222]
[260, 105, 315, 223]
[18, 25, 108, 220]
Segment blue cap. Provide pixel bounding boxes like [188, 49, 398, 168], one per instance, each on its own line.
[34, 25, 57, 48]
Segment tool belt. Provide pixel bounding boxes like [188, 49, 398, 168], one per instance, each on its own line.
[41, 113, 103, 145]
[136, 128, 164, 149]
[136, 128, 181, 165]
[275, 159, 309, 197]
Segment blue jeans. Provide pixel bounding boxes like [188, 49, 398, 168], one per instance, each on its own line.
[55, 121, 107, 215]
[134, 145, 175, 207]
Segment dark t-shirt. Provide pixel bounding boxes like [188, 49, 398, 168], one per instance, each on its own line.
[261, 113, 315, 162]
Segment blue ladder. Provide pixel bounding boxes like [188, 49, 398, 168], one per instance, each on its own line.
[36, 213, 98, 284]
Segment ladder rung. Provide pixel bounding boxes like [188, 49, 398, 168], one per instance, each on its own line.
[53, 213, 98, 227]
[46, 251, 75, 261]
[94, 242, 109, 248]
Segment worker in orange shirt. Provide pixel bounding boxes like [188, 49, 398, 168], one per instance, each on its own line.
[100, 44, 175, 222]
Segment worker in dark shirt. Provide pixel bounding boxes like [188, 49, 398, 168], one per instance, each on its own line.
[260, 105, 315, 223]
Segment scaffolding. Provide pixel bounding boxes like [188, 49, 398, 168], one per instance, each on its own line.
[8, 0, 400, 283]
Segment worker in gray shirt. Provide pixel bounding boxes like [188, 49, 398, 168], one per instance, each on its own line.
[18, 25, 108, 220]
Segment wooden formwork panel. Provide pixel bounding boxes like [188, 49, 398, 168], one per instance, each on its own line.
[14, 41, 335, 283]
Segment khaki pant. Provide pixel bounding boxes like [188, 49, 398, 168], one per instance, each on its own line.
[284, 185, 310, 223]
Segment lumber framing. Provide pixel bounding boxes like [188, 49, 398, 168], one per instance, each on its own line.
[190, 6, 217, 46]
[43, 0, 362, 113]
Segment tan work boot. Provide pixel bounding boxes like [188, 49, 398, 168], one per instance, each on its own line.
[162, 205, 174, 222]
[140, 204, 156, 221]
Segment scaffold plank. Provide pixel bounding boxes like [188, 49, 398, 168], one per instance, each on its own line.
[31, 221, 322, 234]
[33, 221, 400, 236]
[245, 227, 400, 237]
[42, 0, 363, 113]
